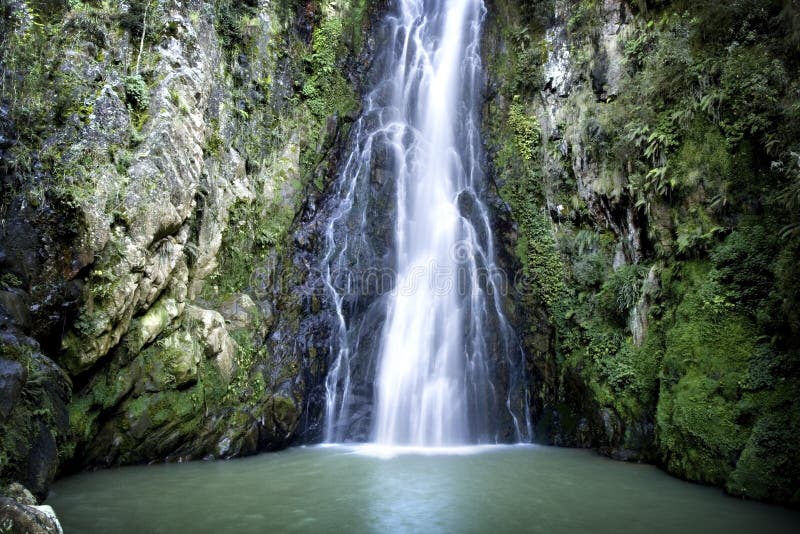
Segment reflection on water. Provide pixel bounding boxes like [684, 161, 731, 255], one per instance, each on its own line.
[47, 446, 799, 533]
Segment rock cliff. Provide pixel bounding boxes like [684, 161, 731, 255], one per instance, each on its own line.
[0, 0, 380, 498]
[0, 0, 798, 511]
[483, 0, 800, 505]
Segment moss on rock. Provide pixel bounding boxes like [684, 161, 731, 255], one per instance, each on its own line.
[486, 0, 800, 504]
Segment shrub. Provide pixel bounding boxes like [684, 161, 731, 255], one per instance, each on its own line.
[710, 225, 777, 309]
[602, 263, 648, 316]
[124, 74, 150, 111]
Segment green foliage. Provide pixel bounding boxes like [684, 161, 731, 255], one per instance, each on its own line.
[636, 14, 692, 108]
[301, 16, 357, 120]
[0, 4, 80, 151]
[507, 27, 547, 94]
[669, 123, 731, 198]
[771, 239, 800, 338]
[571, 251, 606, 289]
[507, 100, 541, 161]
[673, 207, 724, 257]
[210, 200, 261, 297]
[514, 0, 554, 31]
[522, 212, 568, 308]
[597, 334, 661, 411]
[309, 17, 341, 75]
[727, 390, 800, 504]
[658, 370, 748, 484]
[716, 44, 784, 144]
[124, 74, 150, 111]
[0, 342, 72, 489]
[487, 0, 800, 504]
[710, 225, 777, 309]
[118, 0, 162, 43]
[0, 273, 23, 289]
[225, 330, 262, 403]
[206, 182, 295, 299]
[656, 262, 756, 485]
[498, 165, 567, 309]
[566, 0, 602, 41]
[68, 396, 97, 446]
[602, 264, 648, 315]
[490, 60, 566, 310]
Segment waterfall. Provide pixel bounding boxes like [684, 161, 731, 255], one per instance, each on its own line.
[321, 0, 531, 446]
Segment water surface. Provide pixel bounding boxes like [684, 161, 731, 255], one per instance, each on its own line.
[47, 445, 798, 533]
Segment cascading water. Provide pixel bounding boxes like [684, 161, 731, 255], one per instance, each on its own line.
[321, 0, 531, 446]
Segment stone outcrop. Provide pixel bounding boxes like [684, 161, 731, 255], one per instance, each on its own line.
[0, 0, 382, 496]
[484, 0, 800, 506]
[0, 498, 63, 534]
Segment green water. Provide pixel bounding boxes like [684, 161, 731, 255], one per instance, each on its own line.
[47, 445, 798, 533]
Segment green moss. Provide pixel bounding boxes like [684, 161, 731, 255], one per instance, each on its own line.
[659, 371, 746, 484]
[484, 0, 800, 504]
[522, 212, 568, 309]
[710, 225, 778, 310]
[212, 0, 259, 54]
[268, 395, 298, 426]
[205, 192, 294, 299]
[125, 298, 179, 354]
[566, 0, 602, 40]
[0, 347, 37, 480]
[343, 0, 369, 53]
[204, 119, 224, 157]
[302, 15, 358, 121]
[727, 394, 800, 504]
[669, 123, 731, 195]
[0, 343, 73, 488]
[494, 108, 566, 311]
[68, 396, 98, 446]
[203, 0, 368, 303]
[656, 262, 755, 484]
[126, 386, 200, 429]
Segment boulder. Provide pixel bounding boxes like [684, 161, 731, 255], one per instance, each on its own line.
[218, 294, 259, 331]
[0, 359, 27, 422]
[184, 305, 235, 382]
[3, 483, 37, 506]
[0, 498, 63, 534]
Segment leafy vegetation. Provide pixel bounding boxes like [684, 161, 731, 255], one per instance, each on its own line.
[124, 74, 150, 111]
[488, 0, 800, 503]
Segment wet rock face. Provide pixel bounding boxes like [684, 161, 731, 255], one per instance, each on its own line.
[0, 0, 382, 493]
[486, 0, 800, 505]
[542, 2, 574, 97]
[483, 0, 649, 459]
[590, 0, 630, 101]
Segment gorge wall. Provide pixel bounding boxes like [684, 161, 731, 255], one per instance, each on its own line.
[0, 0, 381, 499]
[0, 0, 798, 512]
[483, 0, 800, 506]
